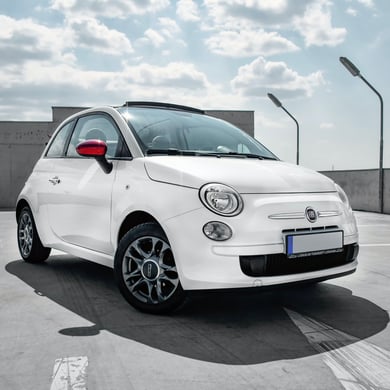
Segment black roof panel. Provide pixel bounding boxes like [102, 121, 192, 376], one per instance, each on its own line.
[122, 101, 204, 114]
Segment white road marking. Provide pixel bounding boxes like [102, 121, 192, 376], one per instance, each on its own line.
[359, 243, 390, 247]
[285, 309, 390, 390]
[50, 356, 88, 390]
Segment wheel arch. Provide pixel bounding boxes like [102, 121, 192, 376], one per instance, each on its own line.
[117, 211, 165, 245]
[15, 198, 31, 221]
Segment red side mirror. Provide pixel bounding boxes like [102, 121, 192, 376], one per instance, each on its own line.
[76, 139, 107, 157]
[76, 139, 112, 174]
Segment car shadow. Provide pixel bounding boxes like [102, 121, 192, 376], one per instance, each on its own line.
[6, 255, 389, 365]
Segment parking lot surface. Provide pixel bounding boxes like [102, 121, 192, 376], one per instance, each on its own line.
[0, 211, 389, 389]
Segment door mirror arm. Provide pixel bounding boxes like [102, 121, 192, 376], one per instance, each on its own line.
[95, 155, 113, 174]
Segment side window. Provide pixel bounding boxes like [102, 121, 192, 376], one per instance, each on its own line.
[45, 121, 73, 158]
[66, 114, 130, 158]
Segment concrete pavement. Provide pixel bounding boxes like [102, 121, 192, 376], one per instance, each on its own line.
[0, 211, 389, 389]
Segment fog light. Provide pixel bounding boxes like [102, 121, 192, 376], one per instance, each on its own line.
[203, 221, 232, 241]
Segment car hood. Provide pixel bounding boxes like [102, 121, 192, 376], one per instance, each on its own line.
[143, 156, 336, 194]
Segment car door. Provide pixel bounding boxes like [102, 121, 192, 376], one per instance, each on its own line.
[46, 112, 128, 255]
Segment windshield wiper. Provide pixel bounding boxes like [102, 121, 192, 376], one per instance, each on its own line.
[146, 148, 220, 157]
[145, 149, 277, 160]
[215, 152, 277, 160]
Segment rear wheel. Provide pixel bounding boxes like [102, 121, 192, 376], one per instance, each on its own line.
[114, 223, 185, 314]
[17, 206, 51, 263]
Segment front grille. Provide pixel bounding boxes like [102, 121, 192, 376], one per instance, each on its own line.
[240, 244, 358, 277]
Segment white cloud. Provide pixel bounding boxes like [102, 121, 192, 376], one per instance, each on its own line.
[158, 17, 181, 38]
[0, 13, 134, 67]
[0, 60, 212, 116]
[293, 0, 347, 47]
[67, 17, 133, 54]
[356, 0, 375, 8]
[140, 18, 181, 48]
[176, 0, 201, 22]
[231, 56, 325, 98]
[50, 0, 169, 18]
[144, 29, 166, 47]
[205, 29, 299, 57]
[0, 15, 72, 66]
[120, 62, 210, 89]
[346, 7, 358, 16]
[203, 0, 314, 29]
[202, 0, 346, 48]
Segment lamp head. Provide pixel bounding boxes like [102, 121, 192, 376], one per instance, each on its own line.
[267, 93, 282, 108]
[340, 57, 360, 77]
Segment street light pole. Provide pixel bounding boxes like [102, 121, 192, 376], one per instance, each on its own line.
[267, 93, 300, 165]
[339, 57, 384, 213]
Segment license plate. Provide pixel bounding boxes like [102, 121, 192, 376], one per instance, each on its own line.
[286, 230, 343, 258]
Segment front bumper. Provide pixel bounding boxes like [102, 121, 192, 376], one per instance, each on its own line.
[163, 192, 359, 290]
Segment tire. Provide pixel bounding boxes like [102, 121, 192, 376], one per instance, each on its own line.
[114, 222, 186, 314]
[17, 206, 51, 263]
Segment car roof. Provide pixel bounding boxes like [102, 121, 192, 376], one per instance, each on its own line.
[120, 101, 205, 115]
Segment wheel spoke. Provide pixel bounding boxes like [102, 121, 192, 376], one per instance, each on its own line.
[144, 280, 155, 304]
[160, 275, 179, 288]
[127, 268, 142, 278]
[156, 242, 170, 263]
[128, 277, 144, 292]
[156, 280, 165, 303]
[160, 263, 177, 272]
[124, 253, 143, 271]
[135, 241, 152, 259]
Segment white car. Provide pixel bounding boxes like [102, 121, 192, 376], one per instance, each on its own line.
[16, 102, 359, 313]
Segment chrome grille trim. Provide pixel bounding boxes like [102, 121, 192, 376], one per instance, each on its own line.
[268, 212, 305, 220]
[317, 210, 342, 218]
[269, 210, 341, 220]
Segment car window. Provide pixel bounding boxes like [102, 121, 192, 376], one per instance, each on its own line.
[66, 114, 130, 158]
[118, 107, 277, 159]
[45, 121, 73, 158]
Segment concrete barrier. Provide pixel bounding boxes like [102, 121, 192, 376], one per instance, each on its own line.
[321, 169, 390, 214]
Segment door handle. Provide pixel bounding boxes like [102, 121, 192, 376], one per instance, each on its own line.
[49, 176, 61, 185]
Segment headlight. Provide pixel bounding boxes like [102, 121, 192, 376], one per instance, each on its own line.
[335, 184, 351, 209]
[199, 183, 243, 216]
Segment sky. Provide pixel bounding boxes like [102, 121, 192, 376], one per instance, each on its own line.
[0, 0, 389, 170]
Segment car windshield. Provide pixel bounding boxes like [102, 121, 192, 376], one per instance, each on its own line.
[117, 107, 277, 160]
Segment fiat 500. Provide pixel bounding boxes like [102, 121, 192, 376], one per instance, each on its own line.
[16, 102, 358, 313]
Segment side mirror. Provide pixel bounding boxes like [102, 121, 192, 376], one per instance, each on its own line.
[76, 139, 113, 174]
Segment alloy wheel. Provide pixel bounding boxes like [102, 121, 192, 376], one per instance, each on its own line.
[18, 211, 33, 257]
[122, 236, 179, 304]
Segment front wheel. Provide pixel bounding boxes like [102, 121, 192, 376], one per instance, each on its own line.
[17, 206, 51, 263]
[114, 223, 185, 314]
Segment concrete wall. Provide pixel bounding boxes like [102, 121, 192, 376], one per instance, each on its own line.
[0, 107, 254, 209]
[0, 122, 51, 210]
[321, 169, 390, 214]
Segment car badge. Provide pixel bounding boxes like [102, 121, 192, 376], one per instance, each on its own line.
[305, 207, 317, 223]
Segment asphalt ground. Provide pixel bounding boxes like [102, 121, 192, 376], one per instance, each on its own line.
[0, 211, 389, 389]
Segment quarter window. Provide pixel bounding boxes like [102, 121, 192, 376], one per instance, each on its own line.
[45, 121, 73, 158]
